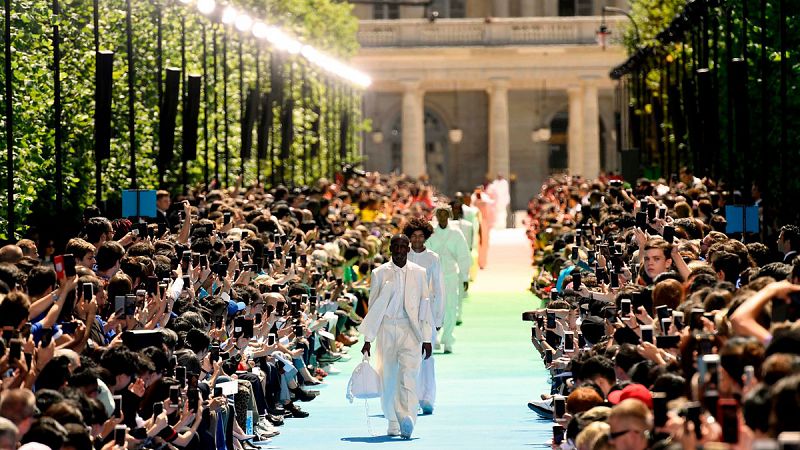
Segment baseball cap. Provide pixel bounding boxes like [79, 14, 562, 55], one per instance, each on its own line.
[607, 383, 653, 409]
[227, 300, 247, 316]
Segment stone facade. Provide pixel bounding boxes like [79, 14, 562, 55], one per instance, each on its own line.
[352, 2, 628, 209]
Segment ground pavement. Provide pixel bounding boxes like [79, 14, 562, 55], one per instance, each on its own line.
[265, 228, 550, 449]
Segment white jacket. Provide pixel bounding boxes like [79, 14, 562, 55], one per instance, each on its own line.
[358, 261, 433, 344]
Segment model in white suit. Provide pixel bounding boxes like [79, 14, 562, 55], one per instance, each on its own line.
[426, 207, 472, 354]
[404, 217, 446, 415]
[360, 235, 433, 439]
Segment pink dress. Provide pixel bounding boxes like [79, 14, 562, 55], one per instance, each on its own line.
[471, 192, 495, 269]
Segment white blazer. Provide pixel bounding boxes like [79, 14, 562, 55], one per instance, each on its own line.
[358, 261, 433, 345]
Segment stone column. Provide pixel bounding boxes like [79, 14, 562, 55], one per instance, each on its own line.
[567, 86, 584, 176]
[401, 81, 426, 178]
[582, 78, 601, 178]
[488, 78, 510, 178]
[543, 0, 558, 16]
[492, 0, 510, 17]
[520, 0, 536, 17]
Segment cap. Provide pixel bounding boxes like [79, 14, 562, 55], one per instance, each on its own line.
[227, 300, 247, 316]
[607, 384, 653, 409]
[580, 315, 605, 345]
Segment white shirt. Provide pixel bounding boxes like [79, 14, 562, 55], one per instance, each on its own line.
[385, 261, 409, 319]
[408, 248, 446, 327]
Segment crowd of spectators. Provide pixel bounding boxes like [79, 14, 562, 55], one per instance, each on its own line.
[523, 171, 800, 450]
[0, 171, 449, 450]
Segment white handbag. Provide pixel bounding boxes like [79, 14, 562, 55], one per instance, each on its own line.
[346, 355, 381, 403]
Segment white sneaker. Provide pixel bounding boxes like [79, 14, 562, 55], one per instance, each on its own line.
[399, 416, 414, 439]
[387, 421, 400, 436]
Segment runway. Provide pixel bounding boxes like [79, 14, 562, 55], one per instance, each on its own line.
[270, 228, 551, 449]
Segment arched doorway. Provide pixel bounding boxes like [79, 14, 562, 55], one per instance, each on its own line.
[389, 108, 452, 192]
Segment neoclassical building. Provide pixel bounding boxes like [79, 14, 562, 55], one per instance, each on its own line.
[351, 0, 628, 208]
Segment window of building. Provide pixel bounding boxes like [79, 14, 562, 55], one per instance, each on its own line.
[373, 4, 400, 20]
[429, 0, 466, 18]
[558, 0, 592, 16]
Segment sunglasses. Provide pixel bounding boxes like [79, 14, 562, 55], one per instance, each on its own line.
[608, 429, 638, 440]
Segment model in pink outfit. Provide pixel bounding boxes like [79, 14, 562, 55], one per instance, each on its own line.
[471, 187, 495, 269]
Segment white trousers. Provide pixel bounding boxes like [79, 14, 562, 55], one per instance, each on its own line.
[375, 317, 422, 426]
[440, 274, 460, 350]
[417, 326, 437, 406]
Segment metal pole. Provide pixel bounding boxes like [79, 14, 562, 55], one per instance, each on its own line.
[125, 0, 137, 188]
[181, 13, 187, 194]
[155, 0, 162, 185]
[4, 0, 15, 238]
[212, 26, 219, 183]
[92, 0, 100, 205]
[238, 39, 244, 178]
[255, 45, 261, 185]
[223, 30, 229, 187]
[202, 22, 209, 190]
[779, 0, 787, 199]
[53, 0, 63, 212]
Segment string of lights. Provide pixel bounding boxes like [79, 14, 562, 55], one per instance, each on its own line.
[186, 0, 372, 88]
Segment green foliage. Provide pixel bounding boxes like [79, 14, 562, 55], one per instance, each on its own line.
[624, 0, 800, 222]
[0, 0, 363, 240]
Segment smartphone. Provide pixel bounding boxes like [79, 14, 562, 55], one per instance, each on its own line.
[294, 324, 304, 338]
[571, 246, 579, 260]
[276, 301, 286, 316]
[578, 332, 586, 348]
[210, 344, 220, 362]
[191, 252, 200, 268]
[115, 296, 126, 316]
[701, 354, 720, 390]
[60, 321, 79, 335]
[54, 255, 65, 279]
[40, 328, 54, 347]
[544, 348, 554, 365]
[254, 313, 263, 324]
[214, 386, 223, 398]
[187, 388, 199, 411]
[572, 272, 581, 291]
[653, 392, 668, 427]
[672, 311, 684, 330]
[153, 401, 164, 417]
[176, 366, 186, 389]
[686, 402, 703, 439]
[63, 254, 76, 277]
[636, 211, 647, 229]
[553, 424, 565, 445]
[268, 333, 276, 346]
[663, 225, 675, 243]
[718, 398, 739, 443]
[80, 283, 93, 301]
[658, 207, 667, 219]
[563, 331, 574, 352]
[8, 339, 21, 362]
[641, 325, 654, 344]
[199, 254, 209, 269]
[660, 318, 672, 334]
[647, 203, 657, 222]
[169, 385, 180, 404]
[242, 318, 254, 339]
[223, 212, 232, 225]
[655, 305, 670, 321]
[610, 272, 620, 289]
[113, 395, 123, 418]
[546, 311, 556, 329]
[553, 395, 566, 419]
[114, 425, 126, 447]
[125, 294, 137, 316]
[620, 299, 632, 316]
[233, 240, 241, 253]
[656, 335, 680, 348]
[690, 308, 705, 330]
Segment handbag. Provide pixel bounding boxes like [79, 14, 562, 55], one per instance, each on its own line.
[346, 355, 381, 403]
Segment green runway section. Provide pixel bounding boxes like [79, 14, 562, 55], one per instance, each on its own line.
[268, 229, 552, 449]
